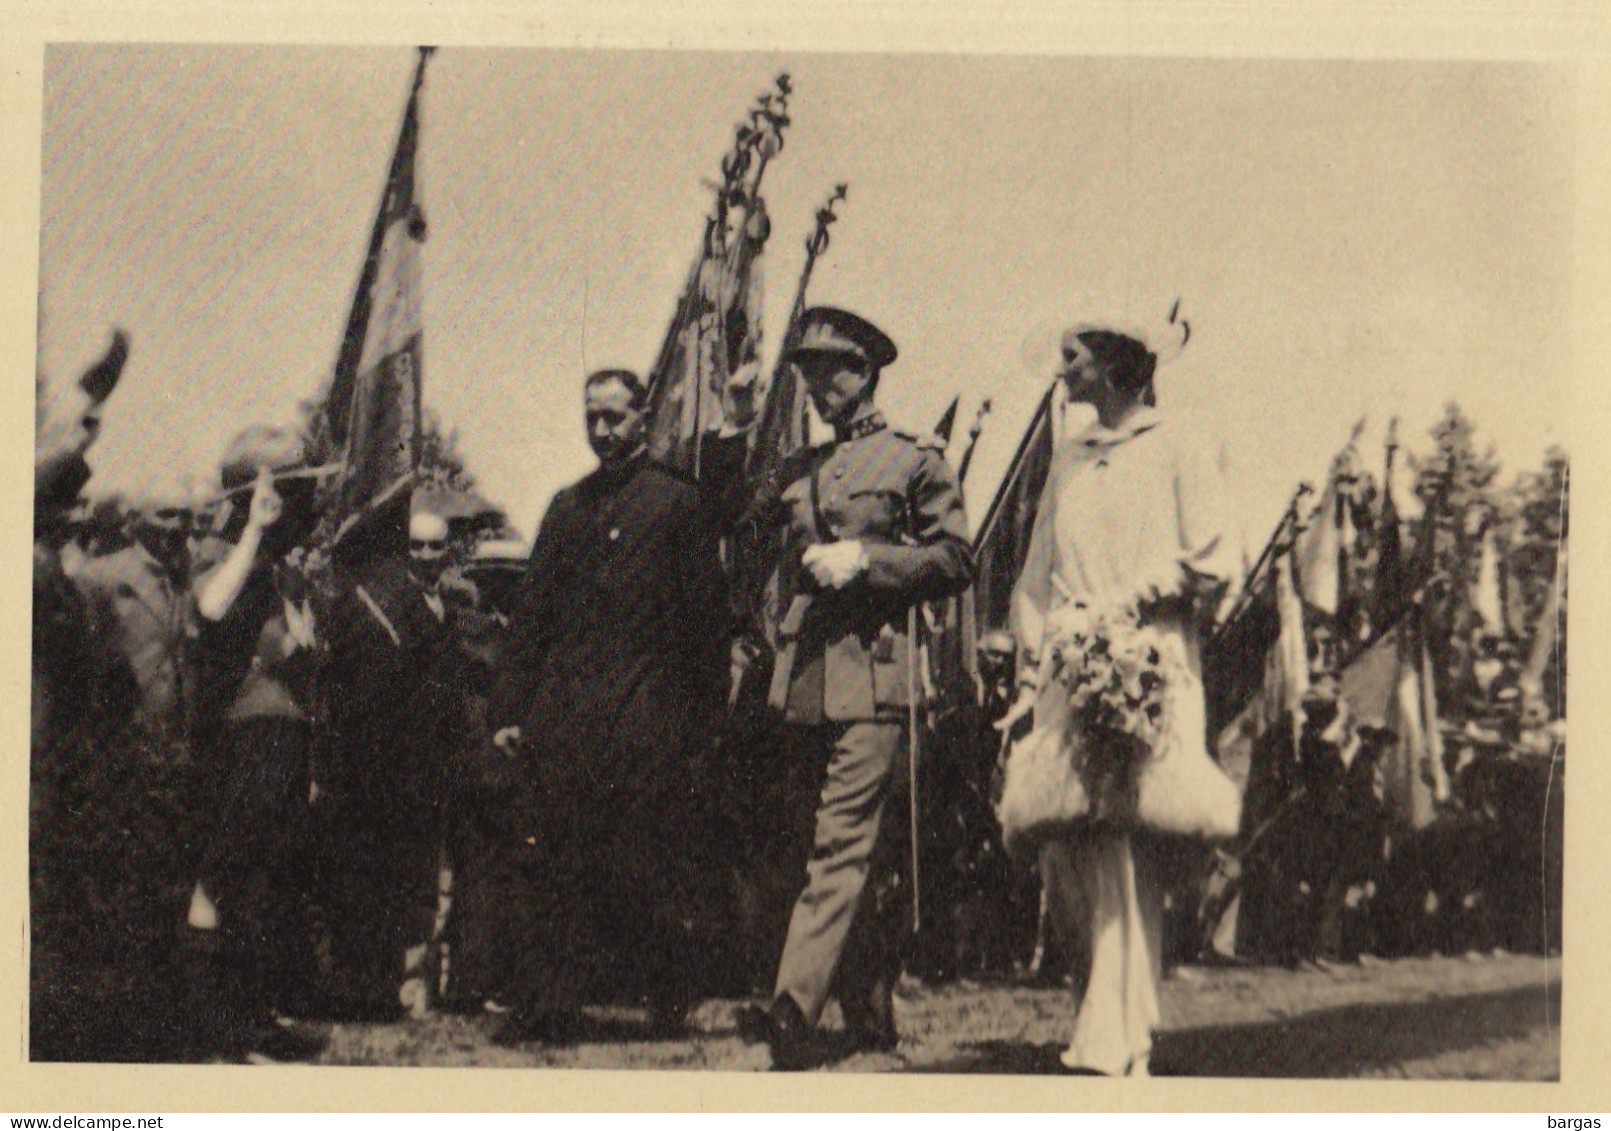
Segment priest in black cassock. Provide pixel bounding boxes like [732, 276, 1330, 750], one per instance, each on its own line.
[478, 368, 729, 1043]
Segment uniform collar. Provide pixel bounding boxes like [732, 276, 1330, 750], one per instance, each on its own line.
[834, 409, 887, 444]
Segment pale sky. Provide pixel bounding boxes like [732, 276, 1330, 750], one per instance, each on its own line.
[39, 46, 1574, 547]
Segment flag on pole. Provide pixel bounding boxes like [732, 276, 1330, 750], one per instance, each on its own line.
[1336, 612, 1450, 830]
[973, 385, 1056, 636]
[932, 396, 960, 448]
[320, 47, 433, 560]
[747, 183, 845, 486]
[1294, 478, 1341, 615]
[1374, 420, 1409, 630]
[646, 75, 789, 481]
[1470, 520, 1505, 637]
[1274, 545, 1311, 741]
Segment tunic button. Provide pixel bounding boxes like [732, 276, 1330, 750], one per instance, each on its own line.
[609, 528, 620, 541]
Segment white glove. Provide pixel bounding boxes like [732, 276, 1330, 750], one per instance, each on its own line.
[802, 539, 868, 589]
[994, 685, 1037, 734]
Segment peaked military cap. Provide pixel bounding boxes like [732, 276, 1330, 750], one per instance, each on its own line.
[790, 306, 898, 370]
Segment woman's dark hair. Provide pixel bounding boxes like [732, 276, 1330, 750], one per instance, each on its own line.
[1077, 329, 1158, 407]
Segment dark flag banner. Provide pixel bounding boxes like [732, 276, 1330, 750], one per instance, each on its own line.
[646, 75, 790, 480]
[731, 183, 847, 660]
[1374, 419, 1409, 631]
[319, 47, 432, 559]
[1337, 613, 1449, 830]
[971, 384, 1056, 635]
[746, 182, 846, 491]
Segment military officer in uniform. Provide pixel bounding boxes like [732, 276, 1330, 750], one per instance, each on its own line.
[739, 306, 973, 1069]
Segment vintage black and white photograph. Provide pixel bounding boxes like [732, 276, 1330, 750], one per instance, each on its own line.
[29, 42, 1569, 1079]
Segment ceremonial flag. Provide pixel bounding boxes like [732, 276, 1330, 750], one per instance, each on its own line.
[321, 47, 433, 559]
[932, 396, 960, 447]
[748, 181, 845, 490]
[1374, 422, 1409, 629]
[972, 384, 1056, 635]
[1519, 541, 1566, 723]
[646, 75, 789, 481]
[1275, 546, 1311, 740]
[1337, 612, 1450, 830]
[1294, 478, 1341, 615]
[1470, 521, 1505, 637]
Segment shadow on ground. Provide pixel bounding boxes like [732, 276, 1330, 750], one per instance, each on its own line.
[916, 981, 1561, 1078]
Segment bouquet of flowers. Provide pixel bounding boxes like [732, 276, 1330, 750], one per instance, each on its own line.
[1041, 601, 1181, 747]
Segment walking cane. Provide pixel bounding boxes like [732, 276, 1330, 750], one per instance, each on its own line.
[906, 604, 923, 937]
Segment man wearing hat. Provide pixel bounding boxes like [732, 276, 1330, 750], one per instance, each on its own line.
[738, 306, 973, 1068]
[183, 424, 327, 1061]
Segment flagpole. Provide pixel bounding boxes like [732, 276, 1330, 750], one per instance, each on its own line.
[956, 399, 992, 487]
[907, 604, 923, 939]
[971, 383, 1053, 556]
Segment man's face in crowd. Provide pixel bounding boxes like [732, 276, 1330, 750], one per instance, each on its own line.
[722, 362, 760, 431]
[585, 377, 646, 467]
[795, 350, 872, 428]
[409, 512, 450, 587]
[134, 505, 192, 575]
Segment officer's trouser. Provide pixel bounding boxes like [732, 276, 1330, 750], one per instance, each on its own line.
[773, 719, 906, 1027]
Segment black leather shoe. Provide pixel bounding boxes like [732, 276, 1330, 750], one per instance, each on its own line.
[645, 995, 694, 1039]
[843, 1016, 899, 1055]
[247, 1018, 328, 1063]
[492, 1008, 583, 1047]
[734, 1003, 771, 1045]
[763, 995, 821, 1072]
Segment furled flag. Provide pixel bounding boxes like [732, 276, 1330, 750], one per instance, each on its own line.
[646, 75, 790, 481]
[1520, 539, 1566, 725]
[1293, 480, 1340, 614]
[1337, 611, 1450, 831]
[722, 183, 849, 669]
[1374, 419, 1409, 630]
[975, 384, 1057, 637]
[318, 47, 434, 561]
[747, 182, 846, 491]
[932, 396, 960, 449]
[1294, 423, 1363, 615]
[1470, 519, 1505, 638]
[1274, 545, 1311, 744]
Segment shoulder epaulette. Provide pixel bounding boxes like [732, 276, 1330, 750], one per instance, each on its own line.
[892, 427, 947, 453]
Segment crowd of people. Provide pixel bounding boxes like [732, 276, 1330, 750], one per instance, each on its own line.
[30, 303, 1562, 1074]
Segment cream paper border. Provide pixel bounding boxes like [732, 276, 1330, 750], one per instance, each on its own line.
[3, 0, 1607, 1113]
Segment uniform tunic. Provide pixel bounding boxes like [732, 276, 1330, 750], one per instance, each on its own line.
[743, 409, 972, 1029]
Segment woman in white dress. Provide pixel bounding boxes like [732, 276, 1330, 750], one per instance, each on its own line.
[1000, 316, 1242, 1076]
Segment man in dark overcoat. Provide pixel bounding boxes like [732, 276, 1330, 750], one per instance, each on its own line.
[479, 367, 728, 1042]
[315, 510, 467, 1020]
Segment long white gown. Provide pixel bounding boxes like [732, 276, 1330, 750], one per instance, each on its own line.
[1009, 404, 1241, 1075]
